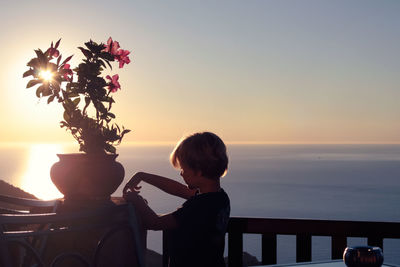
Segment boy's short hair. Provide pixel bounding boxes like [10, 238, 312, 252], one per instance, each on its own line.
[170, 132, 228, 180]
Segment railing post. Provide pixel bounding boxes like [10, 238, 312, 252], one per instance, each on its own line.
[331, 236, 347, 259]
[368, 237, 383, 250]
[228, 231, 243, 267]
[162, 231, 169, 267]
[226, 217, 400, 266]
[262, 233, 277, 265]
[296, 234, 311, 262]
[0, 233, 12, 267]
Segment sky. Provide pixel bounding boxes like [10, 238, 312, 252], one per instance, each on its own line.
[0, 0, 399, 145]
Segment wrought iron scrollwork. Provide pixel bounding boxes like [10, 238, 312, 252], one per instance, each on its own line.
[0, 195, 144, 267]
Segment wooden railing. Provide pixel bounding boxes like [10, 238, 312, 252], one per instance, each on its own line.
[226, 217, 400, 267]
[161, 217, 400, 267]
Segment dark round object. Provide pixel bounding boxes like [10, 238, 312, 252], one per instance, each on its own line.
[343, 246, 384, 267]
[50, 153, 125, 200]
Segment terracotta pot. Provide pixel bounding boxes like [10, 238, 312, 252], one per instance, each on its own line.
[50, 153, 124, 200]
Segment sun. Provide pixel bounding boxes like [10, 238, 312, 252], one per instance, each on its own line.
[39, 69, 54, 81]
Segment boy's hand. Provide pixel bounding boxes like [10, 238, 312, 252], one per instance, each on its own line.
[123, 172, 143, 194]
[123, 190, 148, 205]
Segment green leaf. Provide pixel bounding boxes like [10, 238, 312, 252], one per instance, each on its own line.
[104, 143, 116, 154]
[26, 79, 41, 88]
[78, 47, 92, 59]
[63, 111, 70, 122]
[60, 121, 68, 128]
[36, 85, 44, 97]
[47, 95, 56, 104]
[27, 58, 40, 68]
[85, 40, 100, 52]
[66, 99, 76, 110]
[42, 87, 52, 97]
[34, 49, 48, 65]
[99, 52, 115, 61]
[23, 69, 34, 78]
[122, 129, 131, 135]
[34, 49, 45, 60]
[48, 62, 58, 71]
[99, 60, 106, 68]
[105, 60, 112, 69]
[61, 55, 73, 66]
[54, 38, 61, 49]
[73, 98, 81, 107]
[67, 92, 79, 98]
[52, 80, 60, 92]
[94, 101, 107, 114]
[108, 112, 115, 119]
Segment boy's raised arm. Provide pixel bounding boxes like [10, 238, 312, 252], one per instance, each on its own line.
[124, 172, 196, 199]
[123, 191, 178, 231]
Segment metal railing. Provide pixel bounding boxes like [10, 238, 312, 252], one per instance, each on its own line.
[5, 194, 400, 267]
[0, 195, 145, 267]
[226, 217, 400, 267]
[161, 217, 400, 267]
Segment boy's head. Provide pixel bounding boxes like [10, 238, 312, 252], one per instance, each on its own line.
[170, 132, 228, 180]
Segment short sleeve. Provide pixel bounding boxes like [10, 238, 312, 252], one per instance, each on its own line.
[172, 199, 198, 227]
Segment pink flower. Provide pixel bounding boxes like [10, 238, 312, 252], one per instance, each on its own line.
[46, 39, 61, 58]
[103, 37, 120, 56]
[116, 49, 131, 68]
[106, 74, 121, 92]
[63, 64, 73, 81]
[47, 46, 59, 58]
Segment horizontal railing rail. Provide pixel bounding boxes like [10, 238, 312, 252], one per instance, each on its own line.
[162, 217, 400, 267]
[0, 195, 145, 267]
[0, 194, 61, 208]
[227, 217, 400, 267]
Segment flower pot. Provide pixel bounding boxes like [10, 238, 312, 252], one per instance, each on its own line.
[343, 246, 384, 267]
[50, 153, 124, 200]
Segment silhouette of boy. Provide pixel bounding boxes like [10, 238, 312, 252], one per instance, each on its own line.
[123, 132, 230, 267]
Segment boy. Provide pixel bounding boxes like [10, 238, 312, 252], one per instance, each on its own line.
[123, 132, 230, 267]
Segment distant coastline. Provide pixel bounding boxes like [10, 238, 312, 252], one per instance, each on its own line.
[0, 179, 37, 199]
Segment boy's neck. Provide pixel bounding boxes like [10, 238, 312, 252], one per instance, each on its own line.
[197, 179, 221, 194]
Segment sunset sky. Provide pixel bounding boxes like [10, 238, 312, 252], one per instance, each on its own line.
[0, 0, 399, 145]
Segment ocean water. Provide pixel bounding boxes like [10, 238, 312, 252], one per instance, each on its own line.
[1, 144, 400, 264]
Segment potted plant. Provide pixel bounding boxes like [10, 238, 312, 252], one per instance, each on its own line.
[23, 37, 131, 200]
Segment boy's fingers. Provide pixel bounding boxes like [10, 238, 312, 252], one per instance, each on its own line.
[123, 186, 131, 194]
[127, 180, 139, 188]
[130, 174, 140, 182]
[124, 180, 139, 191]
[124, 174, 142, 194]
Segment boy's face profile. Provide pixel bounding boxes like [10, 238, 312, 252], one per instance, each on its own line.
[179, 163, 201, 190]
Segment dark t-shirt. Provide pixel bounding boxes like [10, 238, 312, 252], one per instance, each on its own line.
[166, 189, 230, 267]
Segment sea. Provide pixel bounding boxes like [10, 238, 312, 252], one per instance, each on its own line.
[1, 143, 399, 264]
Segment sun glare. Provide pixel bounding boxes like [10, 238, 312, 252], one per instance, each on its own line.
[39, 70, 53, 81]
[20, 144, 64, 200]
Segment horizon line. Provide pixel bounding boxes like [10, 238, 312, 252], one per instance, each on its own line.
[1, 141, 400, 147]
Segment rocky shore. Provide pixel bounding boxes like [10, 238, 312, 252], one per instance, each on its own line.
[0, 179, 37, 199]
